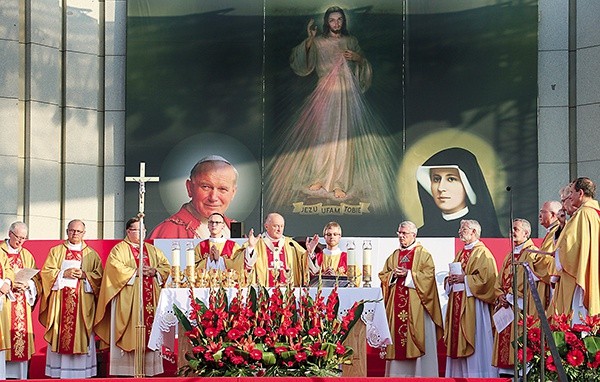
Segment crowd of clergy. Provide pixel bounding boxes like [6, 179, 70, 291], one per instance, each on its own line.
[0, 176, 597, 379]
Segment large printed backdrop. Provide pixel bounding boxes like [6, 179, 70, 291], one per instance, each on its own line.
[126, 0, 538, 238]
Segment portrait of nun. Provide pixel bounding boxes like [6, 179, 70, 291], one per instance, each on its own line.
[415, 147, 502, 238]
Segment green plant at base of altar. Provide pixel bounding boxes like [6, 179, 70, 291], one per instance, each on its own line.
[173, 284, 365, 377]
[517, 313, 600, 382]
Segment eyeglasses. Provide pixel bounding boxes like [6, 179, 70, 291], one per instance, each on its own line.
[324, 233, 341, 237]
[396, 231, 414, 236]
[9, 231, 27, 241]
[208, 220, 224, 225]
[67, 229, 84, 234]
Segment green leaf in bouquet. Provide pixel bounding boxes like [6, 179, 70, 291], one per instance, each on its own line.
[262, 351, 277, 365]
[553, 331, 567, 355]
[249, 285, 258, 312]
[583, 335, 600, 356]
[188, 359, 200, 370]
[281, 350, 297, 360]
[173, 304, 193, 332]
[213, 348, 224, 361]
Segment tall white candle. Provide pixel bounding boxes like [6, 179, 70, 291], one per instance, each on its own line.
[347, 241, 356, 265]
[171, 241, 181, 267]
[171, 249, 180, 267]
[186, 242, 195, 267]
[363, 248, 371, 266]
[362, 240, 372, 266]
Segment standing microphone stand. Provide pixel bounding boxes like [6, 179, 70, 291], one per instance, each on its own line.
[506, 186, 519, 380]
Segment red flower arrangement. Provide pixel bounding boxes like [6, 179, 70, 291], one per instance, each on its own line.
[174, 285, 365, 376]
[518, 313, 600, 381]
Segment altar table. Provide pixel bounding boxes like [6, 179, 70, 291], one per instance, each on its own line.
[148, 287, 392, 375]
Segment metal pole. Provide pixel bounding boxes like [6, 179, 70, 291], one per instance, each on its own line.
[521, 262, 567, 382]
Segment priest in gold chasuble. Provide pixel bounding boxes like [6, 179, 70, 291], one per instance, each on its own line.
[379, 221, 443, 377]
[39, 220, 103, 379]
[94, 217, 171, 376]
[444, 219, 498, 378]
[0, 222, 40, 379]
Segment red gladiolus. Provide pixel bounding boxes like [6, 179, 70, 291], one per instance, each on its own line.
[253, 327, 267, 337]
[566, 349, 585, 367]
[571, 323, 591, 333]
[546, 355, 556, 372]
[308, 327, 320, 337]
[285, 327, 299, 338]
[517, 348, 533, 363]
[205, 327, 218, 338]
[250, 349, 263, 361]
[227, 328, 243, 341]
[192, 345, 206, 354]
[275, 346, 288, 355]
[336, 343, 346, 355]
[313, 349, 327, 358]
[591, 351, 600, 368]
[564, 332, 580, 346]
[224, 346, 235, 357]
[295, 352, 308, 362]
[527, 327, 541, 343]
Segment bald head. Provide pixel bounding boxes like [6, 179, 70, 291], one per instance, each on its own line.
[539, 200, 561, 228]
[264, 213, 285, 239]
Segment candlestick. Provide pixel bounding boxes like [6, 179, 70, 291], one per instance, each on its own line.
[347, 265, 357, 288]
[171, 266, 181, 287]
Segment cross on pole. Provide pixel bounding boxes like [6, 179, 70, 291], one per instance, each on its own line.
[125, 162, 159, 378]
[126, 162, 160, 215]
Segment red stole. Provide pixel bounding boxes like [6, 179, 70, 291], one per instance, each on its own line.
[267, 240, 287, 286]
[392, 247, 416, 360]
[130, 244, 155, 349]
[496, 250, 523, 368]
[58, 248, 82, 354]
[449, 248, 472, 359]
[198, 240, 236, 260]
[7, 252, 31, 360]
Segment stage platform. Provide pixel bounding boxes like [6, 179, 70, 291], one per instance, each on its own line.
[29, 378, 511, 382]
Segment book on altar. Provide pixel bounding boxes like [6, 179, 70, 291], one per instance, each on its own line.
[15, 268, 40, 284]
[309, 275, 350, 288]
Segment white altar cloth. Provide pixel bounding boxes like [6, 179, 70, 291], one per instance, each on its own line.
[148, 287, 392, 354]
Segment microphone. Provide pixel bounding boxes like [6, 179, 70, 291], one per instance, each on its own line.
[506, 186, 512, 192]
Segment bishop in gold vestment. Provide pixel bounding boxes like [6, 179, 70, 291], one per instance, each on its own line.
[245, 213, 315, 287]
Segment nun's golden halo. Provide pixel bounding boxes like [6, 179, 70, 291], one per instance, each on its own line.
[397, 129, 506, 227]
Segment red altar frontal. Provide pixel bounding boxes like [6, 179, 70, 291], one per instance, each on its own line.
[19, 238, 528, 378]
